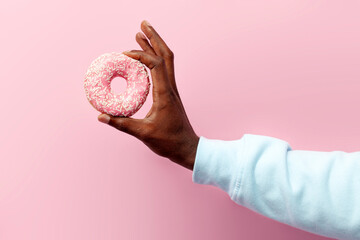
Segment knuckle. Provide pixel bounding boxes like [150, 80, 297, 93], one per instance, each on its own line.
[163, 49, 174, 59]
[113, 122, 126, 133]
[154, 56, 165, 66]
[112, 119, 127, 131]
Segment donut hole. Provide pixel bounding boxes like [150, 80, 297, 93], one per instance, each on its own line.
[111, 76, 127, 95]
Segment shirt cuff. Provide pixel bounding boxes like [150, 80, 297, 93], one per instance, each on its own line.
[192, 135, 247, 199]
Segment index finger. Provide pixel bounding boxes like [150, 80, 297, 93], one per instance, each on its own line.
[122, 50, 171, 98]
[140, 20, 173, 58]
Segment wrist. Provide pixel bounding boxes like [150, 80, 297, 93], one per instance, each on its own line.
[172, 134, 200, 171]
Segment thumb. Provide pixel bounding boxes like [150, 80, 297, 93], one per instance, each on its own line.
[98, 113, 144, 138]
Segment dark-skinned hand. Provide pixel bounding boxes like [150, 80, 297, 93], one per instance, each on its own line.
[97, 20, 199, 170]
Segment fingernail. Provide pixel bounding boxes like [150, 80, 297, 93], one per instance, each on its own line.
[137, 32, 146, 39]
[122, 50, 130, 54]
[144, 20, 151, 27]
[98, 114, 110, 124]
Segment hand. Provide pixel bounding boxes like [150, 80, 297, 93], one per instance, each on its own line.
[98, 20, 199, 170]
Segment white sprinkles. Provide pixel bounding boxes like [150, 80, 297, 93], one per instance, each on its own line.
[84, 52, 150, 117]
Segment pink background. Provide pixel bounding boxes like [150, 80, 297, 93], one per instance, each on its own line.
[0, 0, 359, 239]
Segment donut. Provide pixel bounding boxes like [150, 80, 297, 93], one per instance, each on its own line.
[84, 52, 150, 117]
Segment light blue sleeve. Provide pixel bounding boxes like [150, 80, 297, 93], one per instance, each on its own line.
[192, 134, 360, 240]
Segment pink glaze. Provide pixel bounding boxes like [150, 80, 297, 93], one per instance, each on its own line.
[84, 52, 150, 117]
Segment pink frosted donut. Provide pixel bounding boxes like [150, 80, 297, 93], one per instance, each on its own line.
[84, 52, 150, 117]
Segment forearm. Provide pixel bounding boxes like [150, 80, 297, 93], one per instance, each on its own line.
[193, 134, 360, 240]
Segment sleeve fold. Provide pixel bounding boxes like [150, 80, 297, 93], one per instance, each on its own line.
[192, 133, 360, 240]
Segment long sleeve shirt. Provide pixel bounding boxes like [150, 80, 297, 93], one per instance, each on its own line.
[192, 134, 360, 240]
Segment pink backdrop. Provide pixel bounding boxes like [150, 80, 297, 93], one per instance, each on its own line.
[1, 0, 359, 239]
